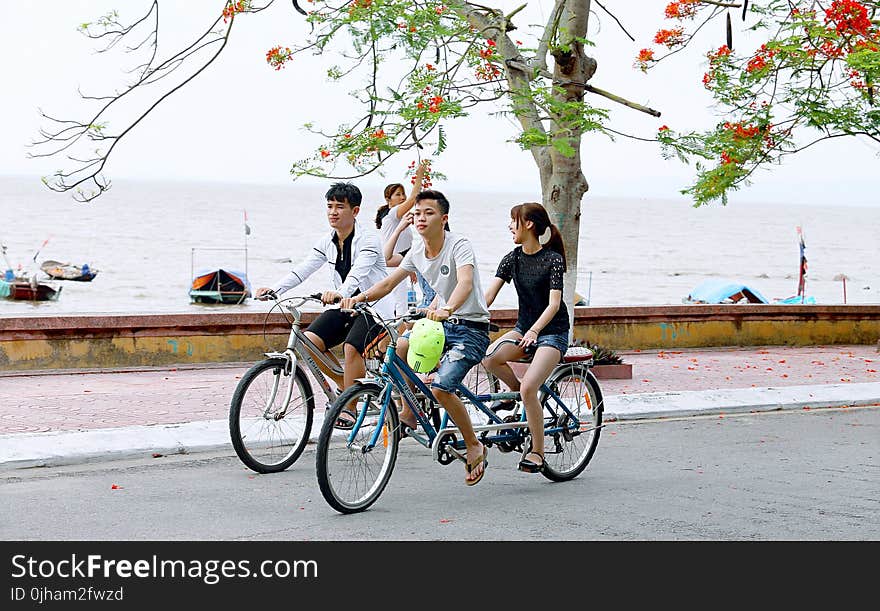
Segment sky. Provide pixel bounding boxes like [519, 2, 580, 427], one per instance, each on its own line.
[2, 0, 878, 206]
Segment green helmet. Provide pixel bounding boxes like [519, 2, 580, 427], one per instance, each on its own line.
[407, 319, 446, 373]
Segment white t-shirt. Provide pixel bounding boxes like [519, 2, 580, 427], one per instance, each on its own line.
[379, 205, 414, 315]
[379, 205, 413, 254]
[400, 232, 490, 323]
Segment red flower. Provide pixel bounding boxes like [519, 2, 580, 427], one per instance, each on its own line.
[654, 27, 684, 48]
[824, 0, 872, 35]
[664, 0, 699, 20]
[634, 48, 655, 72]
[746, 54, 767, 73]
[266, 46, 293, 70]
[222, 0, 249, 23]
[707, 45, 732, 62]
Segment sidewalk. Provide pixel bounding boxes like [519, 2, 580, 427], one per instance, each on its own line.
[1, 344, 878, 469]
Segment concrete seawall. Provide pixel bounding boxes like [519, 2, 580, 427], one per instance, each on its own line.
[1, 305, 878, 371]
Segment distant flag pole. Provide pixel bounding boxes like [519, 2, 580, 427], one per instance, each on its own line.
[32, 237, 50, 263]
[243, 210, 250, 278]
[796, 226, 807, 303]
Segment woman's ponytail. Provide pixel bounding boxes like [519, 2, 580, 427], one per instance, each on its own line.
[375, 205, 390, 229]
[543, 223, 567, 271]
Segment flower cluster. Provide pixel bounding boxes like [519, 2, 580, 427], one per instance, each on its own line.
[746, 54, 768, 73]
[475, 39, 501, 81]
[222, 0, 249, 23]
[348, 0, 373, 17]
[849, 69, 867, 89]
[654, 27, 685, 48]
[707, 45, 732, 62]
[718, 120, 776, 166]
[266, 46, 293, 70]
[824, 0, 872, 36]
[723, 121, 761, 140]
[634, 48, 655, 72]
[415, 86, 444, 113]
[408, 159, 433, 188]
[664, 0, 699, 20]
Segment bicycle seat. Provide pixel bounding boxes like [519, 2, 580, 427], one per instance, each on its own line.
[561, 345, 593, 363]
[512, 345, 593, 364]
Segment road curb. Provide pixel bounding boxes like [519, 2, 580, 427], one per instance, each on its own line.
[2, 383, 879, 470]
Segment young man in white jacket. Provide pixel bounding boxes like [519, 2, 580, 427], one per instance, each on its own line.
[255, 183, 395, 400]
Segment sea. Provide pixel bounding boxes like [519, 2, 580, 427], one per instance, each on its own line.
[1, 175, 878, 315]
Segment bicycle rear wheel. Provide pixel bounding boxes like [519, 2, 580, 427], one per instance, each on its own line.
[316, 382, 399, 514]
[538, 364, 603, 482]
[229, 358, 314, 473]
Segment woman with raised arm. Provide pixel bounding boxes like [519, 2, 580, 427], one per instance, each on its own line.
[376, 160, 433, 313]
[482, 203, 570, 474]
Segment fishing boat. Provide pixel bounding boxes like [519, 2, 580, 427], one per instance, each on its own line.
[189, 267, 252, 304]
[40, 260, 98, 282]
[189, 212, 253, 305]
[1, 276, 62, 301]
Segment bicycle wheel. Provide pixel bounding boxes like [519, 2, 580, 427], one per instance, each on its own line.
[537, 364, 603, 482]
[316, 382, 399, 514]
[229, 358, 314, 473]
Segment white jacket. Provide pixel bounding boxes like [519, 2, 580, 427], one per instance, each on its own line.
[271, 221, 396, 319]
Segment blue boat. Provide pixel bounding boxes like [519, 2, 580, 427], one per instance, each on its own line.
[685, 279, 769, 304]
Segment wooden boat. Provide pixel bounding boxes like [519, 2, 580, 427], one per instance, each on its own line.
[1, 278, 62, 301]
[189, 268, 251, 304]
[40, 260, 98, 282]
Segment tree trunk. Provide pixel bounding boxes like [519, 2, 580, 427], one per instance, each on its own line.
[543, 165, 588, 337]
[542, 0, 593, 337]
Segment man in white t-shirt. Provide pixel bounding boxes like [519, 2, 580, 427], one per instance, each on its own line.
[342, 190, 491, 486]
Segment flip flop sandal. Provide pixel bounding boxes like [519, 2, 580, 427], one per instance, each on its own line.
[465, 446, 489, 487]
[517, 451, 545, 474]
[398, 419, 417, 439]
[333, 408, 358, 430]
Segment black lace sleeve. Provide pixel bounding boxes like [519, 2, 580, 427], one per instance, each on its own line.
[495, 250, 515, 283]
[549, 252, 564, 291]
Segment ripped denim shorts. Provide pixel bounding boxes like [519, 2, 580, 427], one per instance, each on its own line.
[430, 321, 491, 394]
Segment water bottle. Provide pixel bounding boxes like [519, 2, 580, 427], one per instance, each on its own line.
[406, 282, 418, 312]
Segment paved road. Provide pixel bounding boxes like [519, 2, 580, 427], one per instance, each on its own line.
[3, 407, 877, 541]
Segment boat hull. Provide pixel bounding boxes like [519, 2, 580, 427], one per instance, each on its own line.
[189, 268, 251, 305]
[8, 282, 61, 301]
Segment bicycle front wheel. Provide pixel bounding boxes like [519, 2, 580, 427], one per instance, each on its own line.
[538, 364, 603, 482]
[229, 358, 314, 473]
[316, 382, 399, 514]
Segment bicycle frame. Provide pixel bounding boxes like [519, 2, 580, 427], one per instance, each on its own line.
[351, 340, 589, 463]
[263, 297, 347, 411]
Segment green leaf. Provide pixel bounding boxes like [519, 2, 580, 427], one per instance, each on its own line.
[434, 125, 447, 155]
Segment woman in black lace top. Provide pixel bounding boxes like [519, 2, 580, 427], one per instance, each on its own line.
[482, 202, 569, 474]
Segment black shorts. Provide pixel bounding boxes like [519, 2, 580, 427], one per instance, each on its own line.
[306, 308, 386, 355]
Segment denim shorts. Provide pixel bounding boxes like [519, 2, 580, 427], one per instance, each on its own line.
[430, 322, 491, 393]
[514, 327, 569, 359]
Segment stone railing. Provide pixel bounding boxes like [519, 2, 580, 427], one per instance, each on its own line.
[1, 305, 878, 371]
